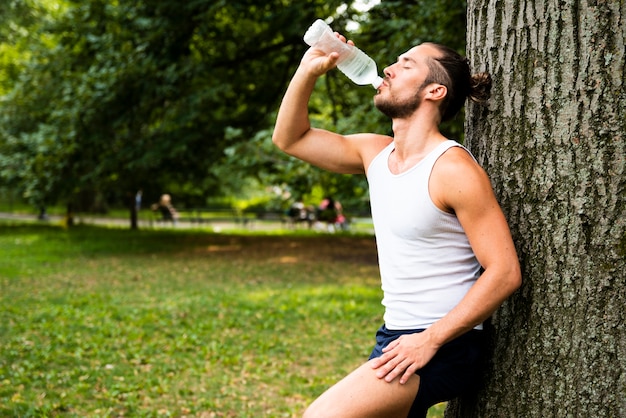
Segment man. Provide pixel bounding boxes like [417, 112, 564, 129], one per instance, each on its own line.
[272, 32, 522, 418]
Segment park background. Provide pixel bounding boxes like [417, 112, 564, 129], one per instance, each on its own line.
[0, 0, 468, 227]
[1, 0, 625, 417]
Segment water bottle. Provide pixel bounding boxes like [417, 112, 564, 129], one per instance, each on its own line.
[303, 19, 383, 89]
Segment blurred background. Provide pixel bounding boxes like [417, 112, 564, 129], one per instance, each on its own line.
[0, 0, 467, 226]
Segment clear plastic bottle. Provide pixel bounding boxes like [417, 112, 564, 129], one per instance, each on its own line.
[303, 19, 383, 89]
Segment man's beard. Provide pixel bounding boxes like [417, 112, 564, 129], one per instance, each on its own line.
[374, 87, 423, 119]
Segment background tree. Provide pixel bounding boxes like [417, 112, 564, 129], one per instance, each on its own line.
[0, 0, 350, 225]
[0, 0, 469, 225]
[447, 1, 626, 416]
[0, 0, 65, 217]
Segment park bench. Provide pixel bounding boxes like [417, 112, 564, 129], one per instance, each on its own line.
[150, 207, 289, 228]
[176, 208, 245, 224]
[240, 209, 289, 228]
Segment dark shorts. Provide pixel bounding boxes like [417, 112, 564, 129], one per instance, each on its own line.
[368, 324, 487, 418]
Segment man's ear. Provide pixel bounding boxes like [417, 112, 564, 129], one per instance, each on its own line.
[425, 84, 447, 102]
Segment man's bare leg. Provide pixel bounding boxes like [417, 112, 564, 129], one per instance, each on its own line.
[302, 359, 420, 418]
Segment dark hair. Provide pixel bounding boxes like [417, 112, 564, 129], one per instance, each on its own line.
[421, 43, 492, 122]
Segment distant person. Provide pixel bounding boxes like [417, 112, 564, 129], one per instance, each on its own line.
[152, 194, 178, 224]
[135, 190, 143, 211]
[317, 196, 338, 232]
[333, 199, 348, 231]
[288, 199, 313, 228]
[272, 31, 521, 417]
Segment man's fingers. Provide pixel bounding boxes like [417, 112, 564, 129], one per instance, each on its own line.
[374, 356, 400, 379]
[384, 358, 413, 383]
[399, 364, 419, 385]
[381, 339, 400, 352]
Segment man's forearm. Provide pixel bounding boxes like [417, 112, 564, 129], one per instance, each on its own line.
[272, 67, 318, 152]
[425, 264, 521, 348]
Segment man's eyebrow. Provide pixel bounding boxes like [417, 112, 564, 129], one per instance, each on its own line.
[398, 55, 417, 64]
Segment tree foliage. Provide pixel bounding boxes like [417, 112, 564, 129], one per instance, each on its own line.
[0, 0, 467, 216]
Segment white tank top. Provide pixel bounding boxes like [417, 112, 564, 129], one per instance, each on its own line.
[367, 140, 482, 330]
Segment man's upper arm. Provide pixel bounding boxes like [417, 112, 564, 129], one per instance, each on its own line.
[432, 148, 519, 274]
[425, 149, 521, 345]
[282, 129, 392, 175]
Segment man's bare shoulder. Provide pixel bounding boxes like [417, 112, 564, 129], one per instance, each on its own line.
[435, 145, 486, 178]
[431, 145, 494, 212]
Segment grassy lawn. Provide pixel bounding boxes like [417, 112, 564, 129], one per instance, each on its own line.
[0, 221, 446, 417]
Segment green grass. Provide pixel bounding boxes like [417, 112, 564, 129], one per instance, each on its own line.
[0, 221, 445, 417]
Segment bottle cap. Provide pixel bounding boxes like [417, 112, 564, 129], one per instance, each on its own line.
[372, 76, 383, 89]
[303, 19, 329, 47]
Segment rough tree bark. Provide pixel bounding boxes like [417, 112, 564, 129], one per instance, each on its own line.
[448, 0, 626, 416]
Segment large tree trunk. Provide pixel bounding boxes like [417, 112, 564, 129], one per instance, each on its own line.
[448, 1, 626, 416]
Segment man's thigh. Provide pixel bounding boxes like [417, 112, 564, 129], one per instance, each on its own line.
[303, 359, 420, 418]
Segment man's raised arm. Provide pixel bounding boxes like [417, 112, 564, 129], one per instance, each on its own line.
[272, 41, 387, 175]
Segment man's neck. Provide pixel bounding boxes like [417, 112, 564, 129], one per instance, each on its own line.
[390, 112, 447, 161]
